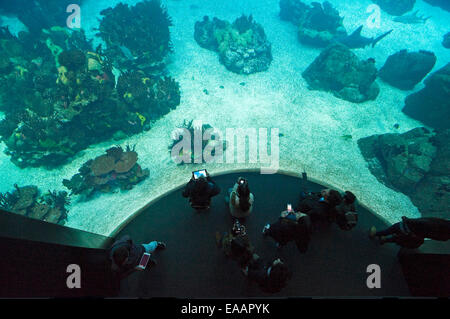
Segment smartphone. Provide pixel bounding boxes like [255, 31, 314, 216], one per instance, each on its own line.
[137, 253, 151, 270]
[193, 169, 208, 180]
[287, 204, 293, 212]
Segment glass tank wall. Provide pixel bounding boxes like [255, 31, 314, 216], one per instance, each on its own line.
[0, 0, 449, 236]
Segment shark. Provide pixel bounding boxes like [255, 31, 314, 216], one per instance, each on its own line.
[336, 25, 393, 49]
[393, 11, 431, 24]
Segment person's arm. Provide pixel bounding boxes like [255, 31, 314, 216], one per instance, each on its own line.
[182, 180, 194, 198]
[280, 210, 289, 219]
[209, 180, 221, 197]
[230, 191, 237, 207]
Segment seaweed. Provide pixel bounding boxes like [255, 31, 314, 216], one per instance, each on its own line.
[96, 0, 173, 71]
[169, 120, 227, 165]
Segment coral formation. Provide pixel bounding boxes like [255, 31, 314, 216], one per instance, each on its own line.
[373, 0, 416, 16]
[0, 17, 180, 168]
[194, 15, 272, 74]
[169, 120, 227, 165]
[96, 0, 172, 71]
[379, 50, 436, 90]
[402, 63, 450, 130]
[302, 44, 380, 103]
[279, 0, 347, 47]
[358, 127, 449, 219]
[62, 145, 149, 197]
[0, 184, 70, 225]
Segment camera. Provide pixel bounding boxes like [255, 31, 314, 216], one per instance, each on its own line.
[232, 220, 246, 236]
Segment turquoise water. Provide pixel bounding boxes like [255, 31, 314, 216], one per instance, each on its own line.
[0, 0, 449, 235]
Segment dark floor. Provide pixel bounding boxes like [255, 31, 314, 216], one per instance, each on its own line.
[116, 172, 410, 297]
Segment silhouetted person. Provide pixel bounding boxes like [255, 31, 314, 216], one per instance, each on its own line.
[216, 220, 254, 269]
[335, 191, 358, 231]
[182, 172, 220, 210]
[243, 256, 292, 293]
[262, 209, 312, 253]
[109, 235, 166, 279]
[369, 216, 450, 248]
[297, 189, 342, 226]
[226, 177, 254, 218]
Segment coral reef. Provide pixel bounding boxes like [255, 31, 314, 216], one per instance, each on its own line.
[62, 145, 149, 197]
[379, 50, 436, 90]
[0, 184, 70, 225]
[302, 44, 380, 103]
[117, 70, 180, 130]
[402, 63, 450, 130]
[358, 127, 449, 219]
[194, 15, 272, 74]
[96, 0, 172, 72]
[0, 23, 180, 168]
[373, 0, 416, 16]
[169, 120, 227, 165]
[279, 0, 347, 47]
[392, 10, 431, 24]
[443, 32, 450, 49]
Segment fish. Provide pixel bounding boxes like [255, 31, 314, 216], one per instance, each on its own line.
[336, 25, 393, 49]
[119, 45, 136, 60]
[393, 11, 431, 24]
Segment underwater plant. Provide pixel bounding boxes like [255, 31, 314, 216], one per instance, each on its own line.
[63, 145, 150, 198]
[168, 120, 227, 165]
[0, 184, 70, 225]
[194, 15, 272, 74]
[96, 0, 173, 72]
[116, 70, 181, 130]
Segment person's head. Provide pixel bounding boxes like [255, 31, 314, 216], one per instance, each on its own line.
[321, 189, 342, 207]
[194, 176, 209, 193]
[113, 246, 129, 266]
[267, 259, 292, 292]
[236, 178, 251, 211]
[343, 191, 356, 205]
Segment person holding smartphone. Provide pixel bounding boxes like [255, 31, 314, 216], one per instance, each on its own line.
[227, 177, 254, 218]
[182, 169, 221, 210]
[109, 235, 166, 279]
[297, 189, 342, 226]
[262, 204, 312, 253]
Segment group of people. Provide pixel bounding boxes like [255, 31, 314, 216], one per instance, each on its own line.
[182, 171, 359, 292]
[108, 170, 450, 293]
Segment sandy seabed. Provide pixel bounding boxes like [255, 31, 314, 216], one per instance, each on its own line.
[1, 0, 449, 235]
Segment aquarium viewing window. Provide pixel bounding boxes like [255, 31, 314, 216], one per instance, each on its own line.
[0, 0, 449, 301]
